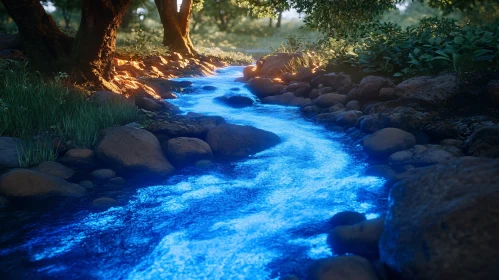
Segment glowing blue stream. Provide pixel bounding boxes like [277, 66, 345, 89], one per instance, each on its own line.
[0, 66, 385, 279]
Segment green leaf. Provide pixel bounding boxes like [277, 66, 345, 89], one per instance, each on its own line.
[393, 72, 404, 77]
[454, 36, 465, 45]
[474, 54, 496, 62]
[473, 49, 492, 58]
[436, 37, 442, 45]
[431, 56, 452, 62]
[435, 50, 450, 58]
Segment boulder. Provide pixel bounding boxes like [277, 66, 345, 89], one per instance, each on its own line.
[206, 124, 281, 159]
[329, 211, 366, 229]
[35, 161, 75, 180]
[263, 92, 311, 107]
[350, 76, 394, 103]
[0, 169, 86, 198]
[247, 77, 285, 99]
[216, 95, 254, 108]
[395, 74, 458, 103]
[336, 110, 363, 127]
[424, 122, 459, 141]
[243, 65, 259, 80]
[166, 137, 212, 167]
[308, 256, 378, 280]
[58, 149, 97, 171]
[91, 169, 116, 181]
[380, 158, 499, 280]
[314, 93, 347, 108]
[160, 101, 181, 114]
[108, 177, 126, 186]
[135, 97, 163, 112]
[301, 105, 321, 116]
[294, 86, 313, 98]
[440, 139, 464, 148]
[464, 125, 499, 158]
[363, 128, 416, 158]
[94, 127, 175, 177]
[328, 217, 385, 260]
[259, 53, 307, 77]
[0, 137, 24, 169]
[379, 87, 397, 100]
[147, 115, 226, 138]
[91, 197, 118, 210]
[345, 100, 361, 111]
[412, 148, 456, 166]
[310, 73, 352, 90]
[79, 180, 95, 189]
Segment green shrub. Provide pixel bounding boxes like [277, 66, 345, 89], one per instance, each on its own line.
[0, 62, 142, 166]
[324, 17, 499, 79]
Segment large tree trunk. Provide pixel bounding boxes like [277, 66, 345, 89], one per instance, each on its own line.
[276, 11, 283, 28]
[155, 0, 196, 56]
[1, 0, 73, 72]
[1, 0, 131, 90]
[71, 0, 132, 86]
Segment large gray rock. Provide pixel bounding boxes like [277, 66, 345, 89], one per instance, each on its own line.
[94, 127, 174, 177]
[336, 110, 363, 127]
[0, 169, 86, 198]
[328, 217, 385, 260]
[147, 115, 226, 138]
[247, 77, 285, 99]
[363, 128, 416, 158]
[0, 137, 24, 169]
[35, 161, 75, 180]
[308, 255, 378, 280]
[314, 93, 347, 108]
[259, 53, 309, 77]
[395, 74, 458, 103]
[349, 76, 394, 103]
[380, 158, 499, 280]
[135, 97, 163, 112]
[58, 149, 97, 171]
[310, 73, 352, 90]
[206, 124, 281, 159]
[464, 125, 499, 158]
[166, 137, 212, 167]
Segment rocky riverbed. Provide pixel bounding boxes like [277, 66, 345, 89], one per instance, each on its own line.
[1, 52, 498, 279]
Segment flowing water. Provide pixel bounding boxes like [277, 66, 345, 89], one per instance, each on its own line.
[0, 66, 387, 279]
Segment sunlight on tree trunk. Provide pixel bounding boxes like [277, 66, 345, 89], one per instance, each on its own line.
[155, 0, 197, 56]
[1, 0, 132, 91]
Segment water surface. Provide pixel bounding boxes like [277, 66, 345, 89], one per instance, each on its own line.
[0, 66, 386, 279]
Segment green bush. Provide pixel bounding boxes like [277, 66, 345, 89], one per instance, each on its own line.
[0, 62, 142, 166]
[324, 17, 499, 79]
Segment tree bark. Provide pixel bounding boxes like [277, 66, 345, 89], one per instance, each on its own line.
[71, 0, 132, 85]
[1, 0, 132, 90]
[155, 0, 196, 56]
[276, 11, 283, 28]
[1, 0, 73, 72]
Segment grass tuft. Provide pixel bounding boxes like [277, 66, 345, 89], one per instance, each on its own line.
[0, 62, 142, 167]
